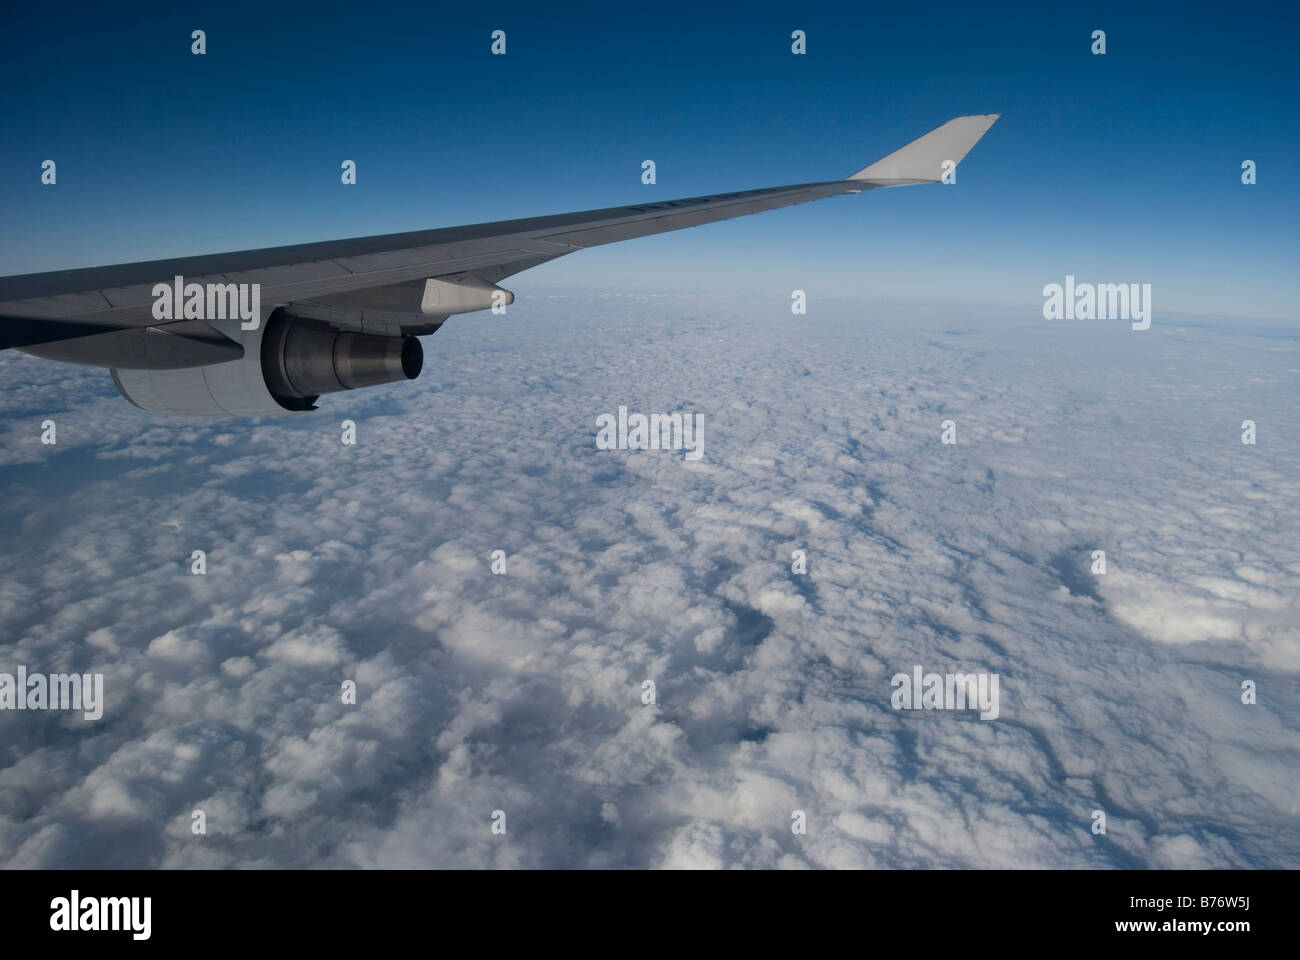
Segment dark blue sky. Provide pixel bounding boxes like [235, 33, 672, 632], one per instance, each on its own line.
[2, 0, 1296, 319]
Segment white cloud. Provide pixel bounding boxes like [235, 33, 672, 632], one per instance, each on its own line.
[0, 296, 1296, 868]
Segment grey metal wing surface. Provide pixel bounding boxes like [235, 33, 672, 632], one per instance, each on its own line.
[0, 114, 998, 415]
[0, 181, 884, 353]
[0, 114, 1000, 352]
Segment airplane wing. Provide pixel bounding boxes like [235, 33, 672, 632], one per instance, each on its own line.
[0, 114, 999, 351]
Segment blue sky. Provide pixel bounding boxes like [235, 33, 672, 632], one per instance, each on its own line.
[1, 0, 1296, 319]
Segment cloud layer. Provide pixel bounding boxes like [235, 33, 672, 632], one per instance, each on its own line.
[1, 295, 1297, 868]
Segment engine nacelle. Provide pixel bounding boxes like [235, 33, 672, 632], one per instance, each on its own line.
[111, 311, 422, 416]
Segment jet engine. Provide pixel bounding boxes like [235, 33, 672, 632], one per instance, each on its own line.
[111, 310, 422, 416]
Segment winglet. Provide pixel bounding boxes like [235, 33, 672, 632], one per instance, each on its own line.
[848, 114, 1000, 183]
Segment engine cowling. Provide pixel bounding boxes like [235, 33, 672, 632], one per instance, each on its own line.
[111, 310, 422, 416]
